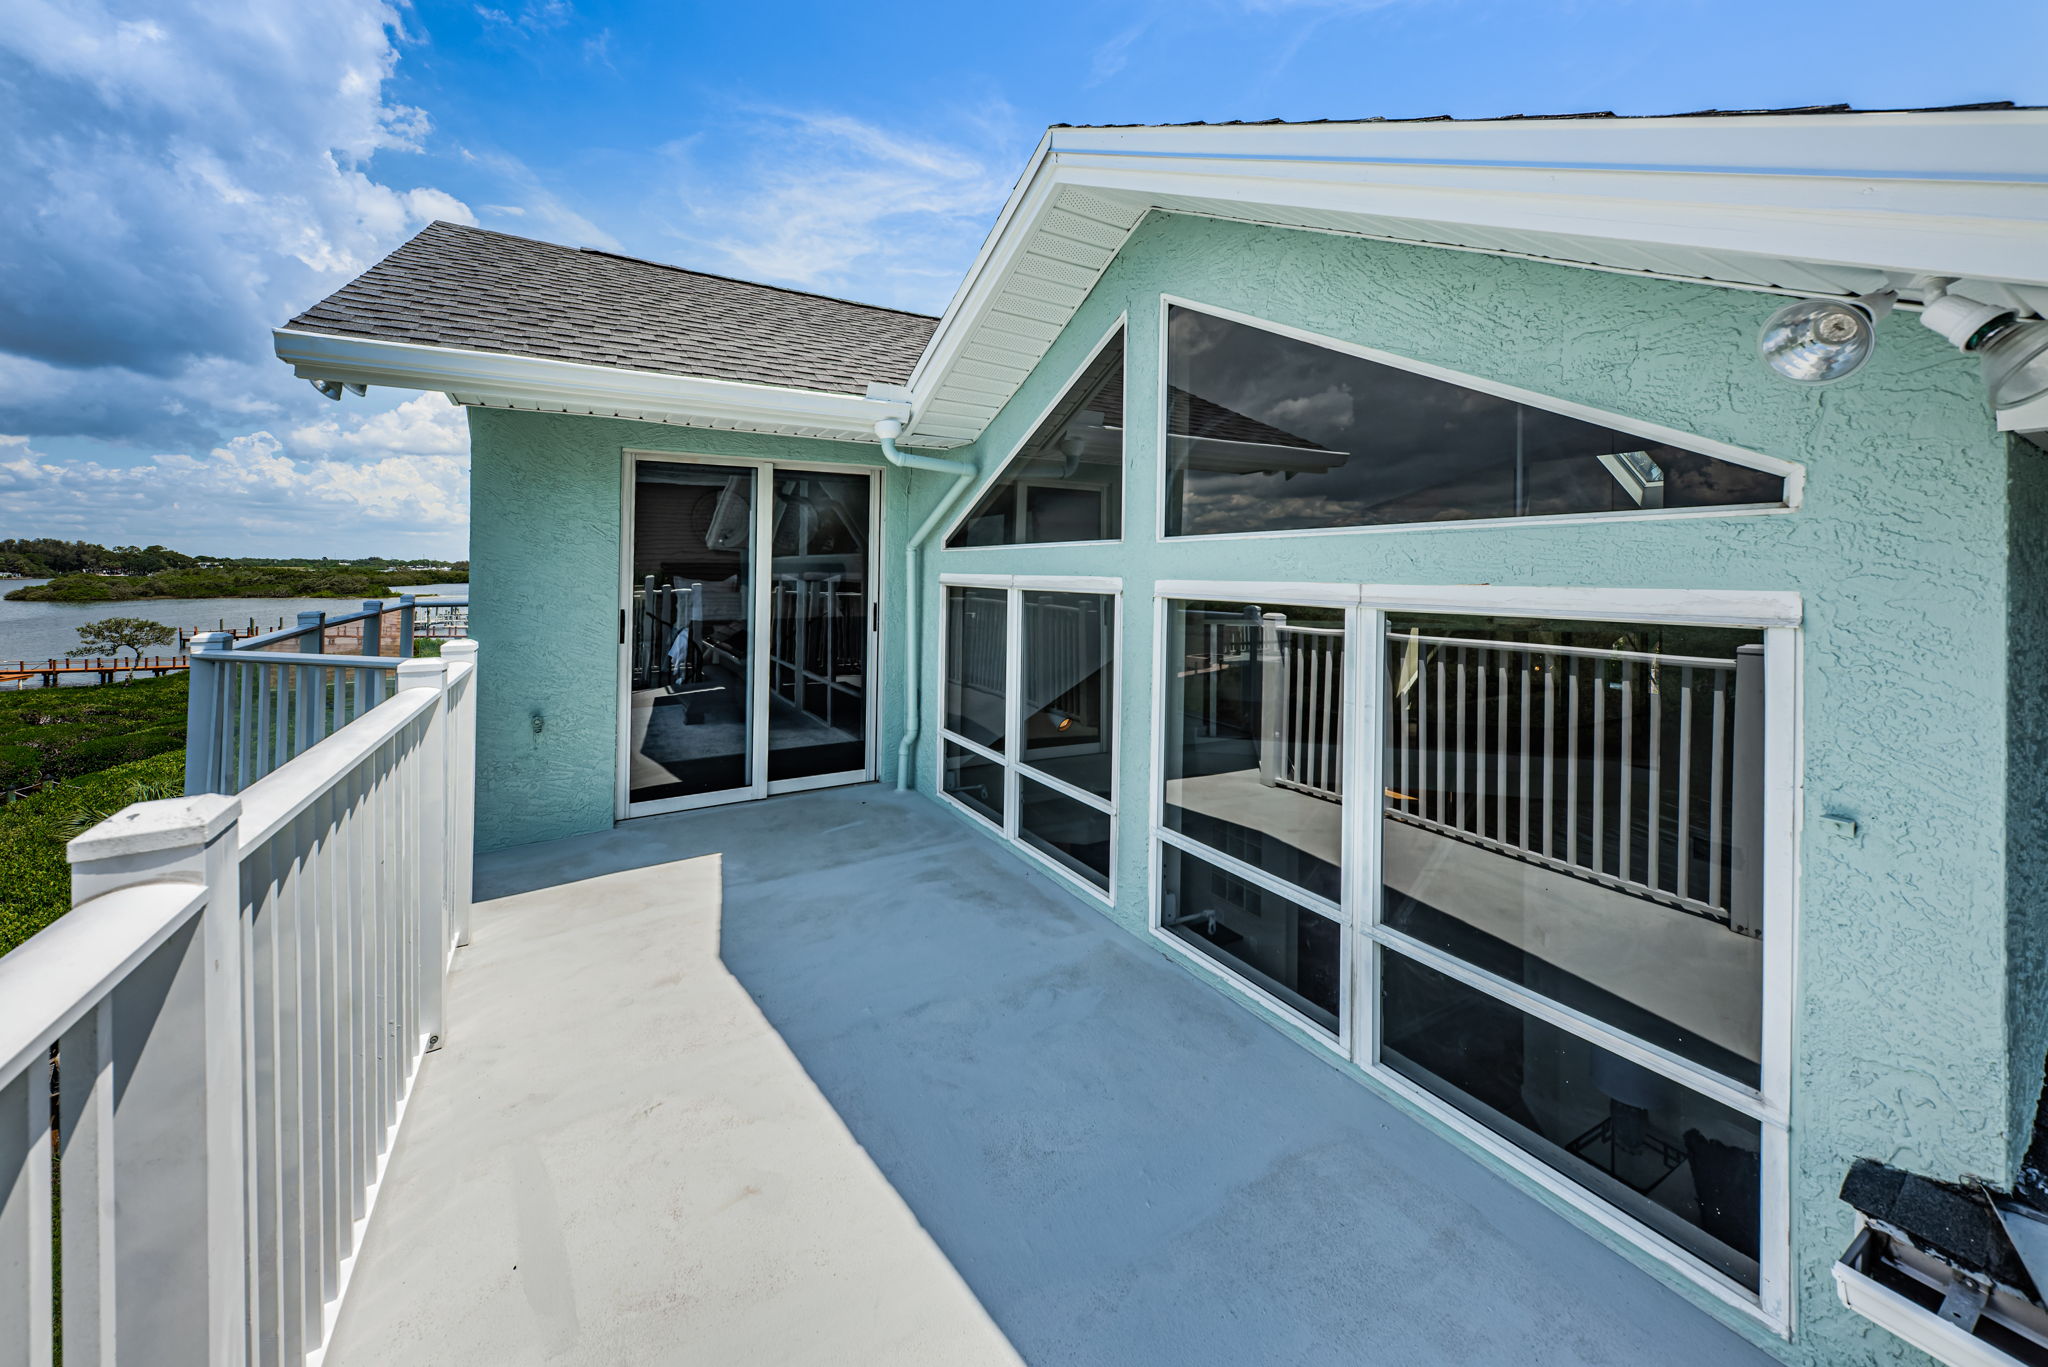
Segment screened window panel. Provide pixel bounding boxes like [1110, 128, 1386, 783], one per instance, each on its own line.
[1018, 777, 1113, 889]
[1161, 844, 1340, 1034]
[942, 586, 1007, 751]
[1164, 306, 1787, 537]
[1380, 950, 1761, 1290]
[943, 742, 1005, 827]
[947, 333, 1125, 547]
[1379, 614, 1767, 1086]
[1161, 599, 1344, 902]
[1020, 591, 1114, 798]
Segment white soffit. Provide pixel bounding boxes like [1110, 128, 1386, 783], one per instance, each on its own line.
[902, 110, 2048, 448]
[274, 328, 912, 444]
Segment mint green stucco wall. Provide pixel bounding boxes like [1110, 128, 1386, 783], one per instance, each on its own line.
[908, 212, 2038, 1366]
[466, 410, 913, 852]
[465, 208, 2044, 1365]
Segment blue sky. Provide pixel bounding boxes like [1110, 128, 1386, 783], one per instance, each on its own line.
[3, 0, 2043, 558]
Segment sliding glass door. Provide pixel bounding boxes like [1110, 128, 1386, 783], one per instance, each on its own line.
[622, 455, 875, 816]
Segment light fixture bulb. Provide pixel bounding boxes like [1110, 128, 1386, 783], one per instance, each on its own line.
[1977, 317, 2048, 411]
[1757, 298, 1880, 384]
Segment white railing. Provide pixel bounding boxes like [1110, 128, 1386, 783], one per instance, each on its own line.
[1385, 632, 1763, 930]
[188, 596, 469, 796]
[0, 640, 476, 1366]
[1259, 617, 1345, 800]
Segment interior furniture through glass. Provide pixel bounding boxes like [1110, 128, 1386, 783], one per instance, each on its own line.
[626, 459, 871, 809]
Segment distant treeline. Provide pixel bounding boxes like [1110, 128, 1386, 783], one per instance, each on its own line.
[5, 565, 467, 604]
[0, 538, 468, 582]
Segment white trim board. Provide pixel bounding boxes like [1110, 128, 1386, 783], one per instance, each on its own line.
[903, 110, 2048, 448]
[276, 329, 913, 445]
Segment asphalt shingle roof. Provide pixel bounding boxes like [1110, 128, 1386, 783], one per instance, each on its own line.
[285, 221, 939, 396]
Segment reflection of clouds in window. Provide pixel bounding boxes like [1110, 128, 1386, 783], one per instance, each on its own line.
[1165, 306, 1788, 537]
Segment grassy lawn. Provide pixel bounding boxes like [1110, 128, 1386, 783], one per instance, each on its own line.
[0, 675, 189, 956]
[0, 671, 187, 790]
[0, 750, 183, 956]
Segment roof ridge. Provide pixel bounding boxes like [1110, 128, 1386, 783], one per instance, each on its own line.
[1054, 100, 2033, 130]
[414, 221, 938, 321]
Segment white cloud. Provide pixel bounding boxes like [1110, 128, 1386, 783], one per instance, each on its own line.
[461, 149, 621, 250]
[663, 108, 1019, 314]
[0, 0, 473, 444]
[0, 396, 469, 558]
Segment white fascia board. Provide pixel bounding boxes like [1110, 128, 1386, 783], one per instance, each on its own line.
[902, 111, 2048, 446]
[906, 131, 1058, 395]
[274, 329, 912, 439]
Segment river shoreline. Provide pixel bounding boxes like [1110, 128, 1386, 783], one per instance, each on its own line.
[0, 580, 468, 684]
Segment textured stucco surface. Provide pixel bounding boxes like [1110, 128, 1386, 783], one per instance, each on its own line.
[466, 409, 918, 851]
[913, 212, 2028, 1366]
[465, 207, 2036, 1365]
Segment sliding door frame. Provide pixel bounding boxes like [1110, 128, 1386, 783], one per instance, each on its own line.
[617, 450, 882, 820]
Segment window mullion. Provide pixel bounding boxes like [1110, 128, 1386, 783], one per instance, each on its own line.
[1371, 926, 1780, 1124]
[1349, 606, 1385, 1067]
[1152, 826, 1343, 922]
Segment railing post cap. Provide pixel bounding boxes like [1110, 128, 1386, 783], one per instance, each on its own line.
[190, 630, 237, 651]
[67, 793, 240, 863]
[441, 638, 479, 660]
[396, 656, 448, 688]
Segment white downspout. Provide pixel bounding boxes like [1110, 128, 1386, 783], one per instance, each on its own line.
[873, 418, 978, 790]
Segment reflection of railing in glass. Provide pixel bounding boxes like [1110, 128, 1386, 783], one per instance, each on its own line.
[769, 574, 864, 728]
[1385, 634, 1763, 932]
[1180, 613, 1765, 930]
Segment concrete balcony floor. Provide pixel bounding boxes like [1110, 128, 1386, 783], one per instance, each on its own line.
[326, 786, 1781, 1367]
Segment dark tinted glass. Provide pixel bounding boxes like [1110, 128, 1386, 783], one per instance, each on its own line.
[947, 334, 1124, 547]
[1162, 600, 1343, 901]
[1165, 307, 1786, 537]
[1020, 591, 1114, 797]
[942, 586, 1006, 751]
[1161, 845, 1340, 1034]
[768, 470, 869, 782]
[1380, 951, 1761, 1289]
[1380, 614, 1766, 1085]
[628, 462, 754, 802]
[943, 742, 1005, 827]
[1019, 777, 1112, 889]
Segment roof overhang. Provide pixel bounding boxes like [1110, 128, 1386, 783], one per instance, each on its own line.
[903, 109, 2048, 446]
[272, 328, 911, 443]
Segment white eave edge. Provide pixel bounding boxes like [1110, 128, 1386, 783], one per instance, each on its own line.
[272, 328, 912, 440]
[901, 109, 2048, 444]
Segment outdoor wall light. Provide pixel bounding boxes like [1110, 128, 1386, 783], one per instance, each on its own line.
[1757, 294, 1894, 384]
[1920, 293, 2048, 411]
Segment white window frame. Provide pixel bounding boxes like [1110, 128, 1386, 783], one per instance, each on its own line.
[1154, 294, 1805, 545]
[937, 572, 1122, 905]
[939, 316, 1130, 552]
[1148, 579, 1801, 1335]
[616, 450, 883, 820]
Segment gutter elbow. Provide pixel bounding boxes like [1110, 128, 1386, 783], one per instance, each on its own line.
[874, 417, 972, 476]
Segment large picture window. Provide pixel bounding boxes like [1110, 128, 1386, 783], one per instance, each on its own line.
[1164, 304, 1790, 538]
[1375, 613, 1770, 1294]
[1156, 598, 1347, 1036]
[1149, 585, 1793, 1317]
[947, 329, 1125, 548]
[940, 580, 1118, 895]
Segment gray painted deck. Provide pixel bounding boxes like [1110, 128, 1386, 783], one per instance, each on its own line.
[325, 786, 1782, 1367]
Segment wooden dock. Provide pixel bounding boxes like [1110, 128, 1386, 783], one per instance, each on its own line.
[0, 655, 188, 688]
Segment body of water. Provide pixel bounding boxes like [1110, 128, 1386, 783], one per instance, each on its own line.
[0, 581, 469, 671]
